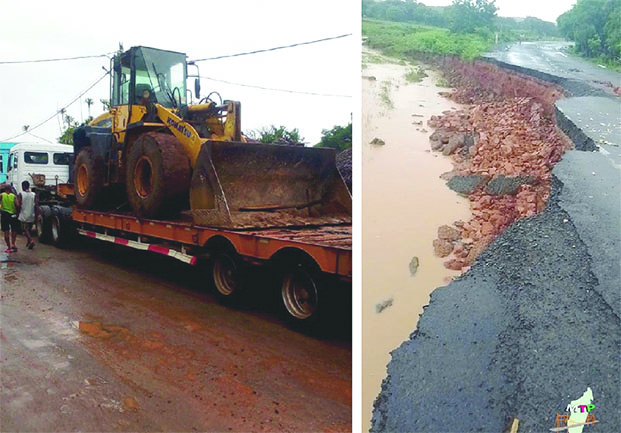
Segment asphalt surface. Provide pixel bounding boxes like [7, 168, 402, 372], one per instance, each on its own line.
[487, 41, 620, 91]
[372, 43, 621, 432]
[1, 238, 351, 432]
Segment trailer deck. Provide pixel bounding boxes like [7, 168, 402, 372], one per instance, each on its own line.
[72, 209, 352, 278]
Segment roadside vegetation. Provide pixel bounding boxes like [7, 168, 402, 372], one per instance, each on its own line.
[247, 125, 305, 145]
[379, 81, 394, 109]
[315, 123, 352, 151]
[362, 0, 560, 61]
[557, 0, 621, 68]
[405, 67, 428, 83]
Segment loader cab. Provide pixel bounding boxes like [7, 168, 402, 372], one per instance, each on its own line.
[111, 46, 187, 109]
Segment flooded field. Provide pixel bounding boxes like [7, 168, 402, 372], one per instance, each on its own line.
[362, 52, 471, 429]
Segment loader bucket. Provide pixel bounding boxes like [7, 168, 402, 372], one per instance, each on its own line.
[190, 141, 352, 229]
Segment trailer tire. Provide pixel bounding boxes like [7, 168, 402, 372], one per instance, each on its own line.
[36, 205, 52, 244]
[75, 147, 104, 209]
[279, 265, 322, 326]
[126, 133, 191, 218]
[211, 252, 245, 303]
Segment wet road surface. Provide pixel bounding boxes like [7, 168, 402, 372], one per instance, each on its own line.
[487, 41, 620, 91]
[1, 238, 351, 432]
[488, 41, 621, 167]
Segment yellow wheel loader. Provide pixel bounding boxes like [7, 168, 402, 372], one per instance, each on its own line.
[73, 46, 351, 229]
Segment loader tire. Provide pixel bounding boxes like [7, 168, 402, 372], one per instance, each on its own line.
[75, 147, 104, 209]
[126, 132, 191, 218]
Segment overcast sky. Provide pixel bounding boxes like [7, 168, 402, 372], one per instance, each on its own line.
[0, 0, 355, 146]
[418, 0, 576, 22]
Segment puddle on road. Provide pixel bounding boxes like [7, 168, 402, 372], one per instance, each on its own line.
[362, 52, 471, 430]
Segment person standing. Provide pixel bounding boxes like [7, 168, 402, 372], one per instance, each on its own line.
[0, 185, 20, 252]
[18, 181, 38, 250]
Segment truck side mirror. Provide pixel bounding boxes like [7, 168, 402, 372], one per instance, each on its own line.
[194, 78, 201, 100]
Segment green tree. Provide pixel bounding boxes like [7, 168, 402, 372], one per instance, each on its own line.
[449, 0, 497, 33]
[557, 0, 620, 61]
[58, 115, 93, 145]
[248, 125, 305, 145]
[100, 99, 111, 111]
[85, 98, 93, 118]
[315, 123, 352, 151]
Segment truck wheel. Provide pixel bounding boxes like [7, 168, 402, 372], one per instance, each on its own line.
[126, 133, 190, 218]
[280, 266, 321, 324]
[36, 205, 52, 244]
[50, 214, 62, 246]
[211, 252, 245, 302]
[75, 147, 104, 209]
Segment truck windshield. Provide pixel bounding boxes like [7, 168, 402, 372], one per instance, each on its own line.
[136, 47, 187, 108]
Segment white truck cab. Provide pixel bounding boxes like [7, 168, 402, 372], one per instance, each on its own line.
[7, 142, 73, 194]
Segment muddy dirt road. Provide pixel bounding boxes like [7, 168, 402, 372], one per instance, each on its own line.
[362, 52, 470, 431]
[1, 238, 351, 432]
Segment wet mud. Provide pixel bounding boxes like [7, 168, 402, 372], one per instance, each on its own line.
[1, 240, 351, 432]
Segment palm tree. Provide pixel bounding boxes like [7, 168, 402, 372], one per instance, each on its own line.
[85, 98, 93, 118]
[59, 108, 67, 128]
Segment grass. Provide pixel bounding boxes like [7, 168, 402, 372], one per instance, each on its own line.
[362, 52, 405, 65]
[567, 50, 621, 73]
[435, 76, 451, 88]
[404, 67, 428, 83]
[362, 19, 493, 61]
[380, 81, 394, 109]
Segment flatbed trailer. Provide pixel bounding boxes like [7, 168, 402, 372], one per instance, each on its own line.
[37, 204, 351, 325]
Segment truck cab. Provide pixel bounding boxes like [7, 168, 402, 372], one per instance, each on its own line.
[0, 142, 15, 184]
[6, 142, 73, 194]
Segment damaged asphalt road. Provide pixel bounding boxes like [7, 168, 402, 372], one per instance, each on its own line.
[372, 44, 620, 432]
[372, 167, 620, 432]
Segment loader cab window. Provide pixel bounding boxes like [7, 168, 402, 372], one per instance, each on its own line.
[112, 63, 131, 106]
[137, 47, 187, 108]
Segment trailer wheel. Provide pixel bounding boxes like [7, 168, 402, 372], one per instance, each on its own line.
[211, 252, 244, 302]
[36, 205, 52, 244]
[280, 266, 321, 323]
[75, 147, 104, 209]
[126, 133, 191, 218]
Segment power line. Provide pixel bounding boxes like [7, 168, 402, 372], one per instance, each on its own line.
[191, 33, 352, 62]
[199, 75, 351, 98]
[0, 53, 112, 65]
[1, 71, 109, 142]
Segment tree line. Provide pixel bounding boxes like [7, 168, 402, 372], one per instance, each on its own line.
[362, 0, 558, 40]
[557, 0, 621, 62]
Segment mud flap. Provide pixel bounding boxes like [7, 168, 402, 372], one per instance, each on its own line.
[190, 141, 352, 228]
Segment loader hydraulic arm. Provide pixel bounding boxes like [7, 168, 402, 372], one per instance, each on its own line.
[154, 101, 243, 168]
[155, 103, 203, 168]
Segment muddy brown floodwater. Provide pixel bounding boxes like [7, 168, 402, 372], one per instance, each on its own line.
[362, 52, 471, 430]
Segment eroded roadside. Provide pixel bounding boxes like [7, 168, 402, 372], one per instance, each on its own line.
[370, 57, 621, 432]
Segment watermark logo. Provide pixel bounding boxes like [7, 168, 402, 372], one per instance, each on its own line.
[550, 387, 599, 433]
